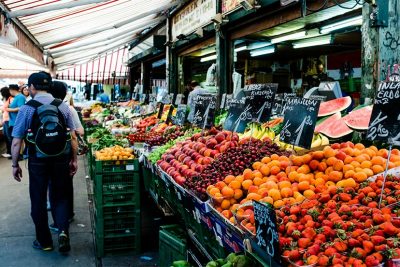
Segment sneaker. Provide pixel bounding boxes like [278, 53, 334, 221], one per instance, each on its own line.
[32, 240, 53, 251]
[2, 153, 11, 158]
[58, 231, 71, 253]
[49, 223, 60, 233]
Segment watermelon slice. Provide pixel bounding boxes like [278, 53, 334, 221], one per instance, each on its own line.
[315, 112, 353, 138]
[315, 112, 341, 133]
[342, 105, 373, 130]
[318, 96, 352, 117]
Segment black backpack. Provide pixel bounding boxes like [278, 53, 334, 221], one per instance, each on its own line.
[26, 99, 71, 158]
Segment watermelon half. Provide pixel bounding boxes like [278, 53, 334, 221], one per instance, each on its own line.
[318, 96, 352, 117]
[315, 112, 353, 139]
[342, 105, 373, 130]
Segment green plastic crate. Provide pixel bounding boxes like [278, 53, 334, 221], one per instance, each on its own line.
[92, 158, 139, 174]
[95, 204, 140, 221]
[95, 233, 141, 257]
[142, 165, 152, 192]
[95, 209, 140, 238]
[159, 225, 187, 267]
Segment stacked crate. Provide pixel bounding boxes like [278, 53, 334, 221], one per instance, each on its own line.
[92, 158, 141, 257]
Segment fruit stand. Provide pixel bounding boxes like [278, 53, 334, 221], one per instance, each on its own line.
[83, 84, 400, 267]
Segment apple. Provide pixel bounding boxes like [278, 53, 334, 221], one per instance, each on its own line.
[175, 175, 185, 185]
[206, 138, 218, 149]
[210, 150, 218, 158]
[190, 163, 198, 171]
[178, 154, 186, 162]
[202, 157, 212, 165]
[199, 147, 207, 155]
[195, 165, 204, 173]
[215, 133, 225, 143]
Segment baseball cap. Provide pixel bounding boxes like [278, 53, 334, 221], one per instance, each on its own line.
[28, 72, 52, 87]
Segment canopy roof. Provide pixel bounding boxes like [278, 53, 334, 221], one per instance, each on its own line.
[0, 0, 176, 70]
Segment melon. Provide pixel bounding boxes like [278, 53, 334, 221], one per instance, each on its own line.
[342, 105, 373, 130]
[318, 96, 352, 117]
[315, 112, 353, 138]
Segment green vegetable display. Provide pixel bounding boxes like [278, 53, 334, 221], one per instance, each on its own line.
[92, 134, 129, 151]
[205, 253, 254, 267]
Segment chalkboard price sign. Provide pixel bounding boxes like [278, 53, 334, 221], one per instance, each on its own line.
[280, 97, 320, 149]
[272, 93, 297, 116]
[367, 82, 400, 145]
[223, 97, 249, 133]
[174, 104, 187, 126]
[166, 105, 175, 124]
[243, 84, 278, 122]
[253, 200, 280, 265]
[192, 94, 217, 128]
[157, 103, 165, 119]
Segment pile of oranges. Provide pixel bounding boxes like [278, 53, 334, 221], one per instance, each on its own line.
[207, 142, 400, 228]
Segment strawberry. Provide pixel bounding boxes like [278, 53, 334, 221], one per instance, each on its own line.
[333, 240, 348, 252]
[306, 244, 320, 256]
[322, 219, 334, 228]
[318, 254, 330, 266]
[352, 210, 364, 219]
[351, 229, 365, 238]
[325, 247, 337, 257]
[348, 238, 361, 247]
[289, 249, 301, 261]
[363, 240, 374, 254]
[373, 213, 385, 224]
[375, 244, 387, 251]
[302, 227, 316, 239]
[298, 237, 311, 249]
[279, 237, 292, 248]
[371, 235, 386, 245]
[380, 222, 400, 236]
[350, 247, 367, 259]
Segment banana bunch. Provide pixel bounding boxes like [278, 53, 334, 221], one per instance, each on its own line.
[275, 133, 330, 152]
[239, 123, 276, 140]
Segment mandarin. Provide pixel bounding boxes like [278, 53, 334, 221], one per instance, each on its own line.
[229, 180, 242, 190]
[221, 186, 234, 198]
[252, 161, 262, 170]
[260, 165, 271, 176]
[270, 165, 281, 175]
[234, 189, 243, 200]
[243, 169, 254, 180]
[261, 157, 271, 164]
[224, 175, 236, 184]
[253, 177, 264, 186]
[220, 199, 231, 210]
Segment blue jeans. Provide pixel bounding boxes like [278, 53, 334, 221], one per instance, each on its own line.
[3, 121, 12, 154]
[28, 156, 72, 246]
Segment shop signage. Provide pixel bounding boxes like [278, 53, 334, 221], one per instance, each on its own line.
[174, 104, 187, 126]
[280, 97, 320, 149]
[223, 96, 247, 133]
[171, 0, 217, 41]
[222, 0, 241, 13]
[192, 94, 217, 129]
[253, 200, 281, 265]
[243, 83, 278, 123]
[367, 82, 400, 145]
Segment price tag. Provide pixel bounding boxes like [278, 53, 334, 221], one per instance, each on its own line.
[192, 94, 217, 129]
[243, 84, 277, 123]
[126, 165, 135, 171]
[174, 104, 187, 126]
[157, 103, 165, 119]
[166, 105, 175, 124]
[280, 97, 320, 149]
[309, 95, 327, 102]
[367, 82, 400, 145]
[253, 200, 281, 265]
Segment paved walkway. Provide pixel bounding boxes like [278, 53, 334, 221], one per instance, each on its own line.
[0, 156, 96, 267]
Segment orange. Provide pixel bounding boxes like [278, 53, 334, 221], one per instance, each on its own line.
[221, 186, 234, 198]
[270, 165, 281, 175]
[350, 161, 361, 168]
[326, 157, 338, 166]
[354, 172, 368, 183]
[314, 177, 325, 186]
[294, 193, 305, 203]
[291, 156, 304, 166]
[298, 174, 310, 183]
[318, 162, 328, 172]
[280, 187, 293, 198]
[252, 161, 262, 170]
[302, 154, 312, 164]
[257, 188, 269, 197]
[278, 180, 291, 189]
[333, 160, 344, 171]
[248, 185, 259, 193]
[220, 199, 231, 210]
[242, 180, 253, 190]
[235, 175, 244, 183]
[224, 175, 235, 184]
[288, 171, 299, 182]
[207, 185, 215, 192]
[268, 188, 282, 201]
[253, 170, 263, 179]
[246, 193, 262, 201]
[344, 170, 355, 179]
[323, 146, 336, 158]
[261, 196, 274, 205]
[303, 190, 315, 199]
[270, 154, 280, 160]
[312, 151, 325, 160]
[253, 177, 264, 186]
[215, 181, 227, 190]
[229, 180, 241, 190]
[276, 172, 288, 181]
[362, 168, 374, 177]
[342, 164, 354, 172]
[209, 187, 220, 196]
[328, 171, 343, 182]
[354, 143, 365, 150]
[309, 160, 320, 171]
[243, 169, 254, 180]
[344, 155, 354, 164]
[279, 160, 290, 169]
[342, 147, 354, 156]
[353, 149, 362, 156]
[343, 178, 357, 188]
[372, 164, 384, 174]
[261, 157, 271, 164]
[268, 159, 281, 167]
[260, 180, 278, 190]
[390, 155, 400, 163]
[279, 155, 290, 162]
[325, 181, 335, 187]
[273, 200, 285, 208]
[325, 166, 334, 175]
[298, 181, 310, 191]
[233, 189, 243, 200]
[260, 165, 270, 176]
[360, 160, 372, 169]
[298, 164, 311, 174]
[363, 148, 376, 158]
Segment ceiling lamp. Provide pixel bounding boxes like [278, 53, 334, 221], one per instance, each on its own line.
[270, 31, 307, 44]
[250, 46, 275, 57]
[234, 44, 247, 52]
[320, 15, 363, 34]
[200, 54, 217, 62]
[292, 35, 332, 49]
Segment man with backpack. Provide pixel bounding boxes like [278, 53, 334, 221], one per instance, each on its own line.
[11, 72, 78, 253]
